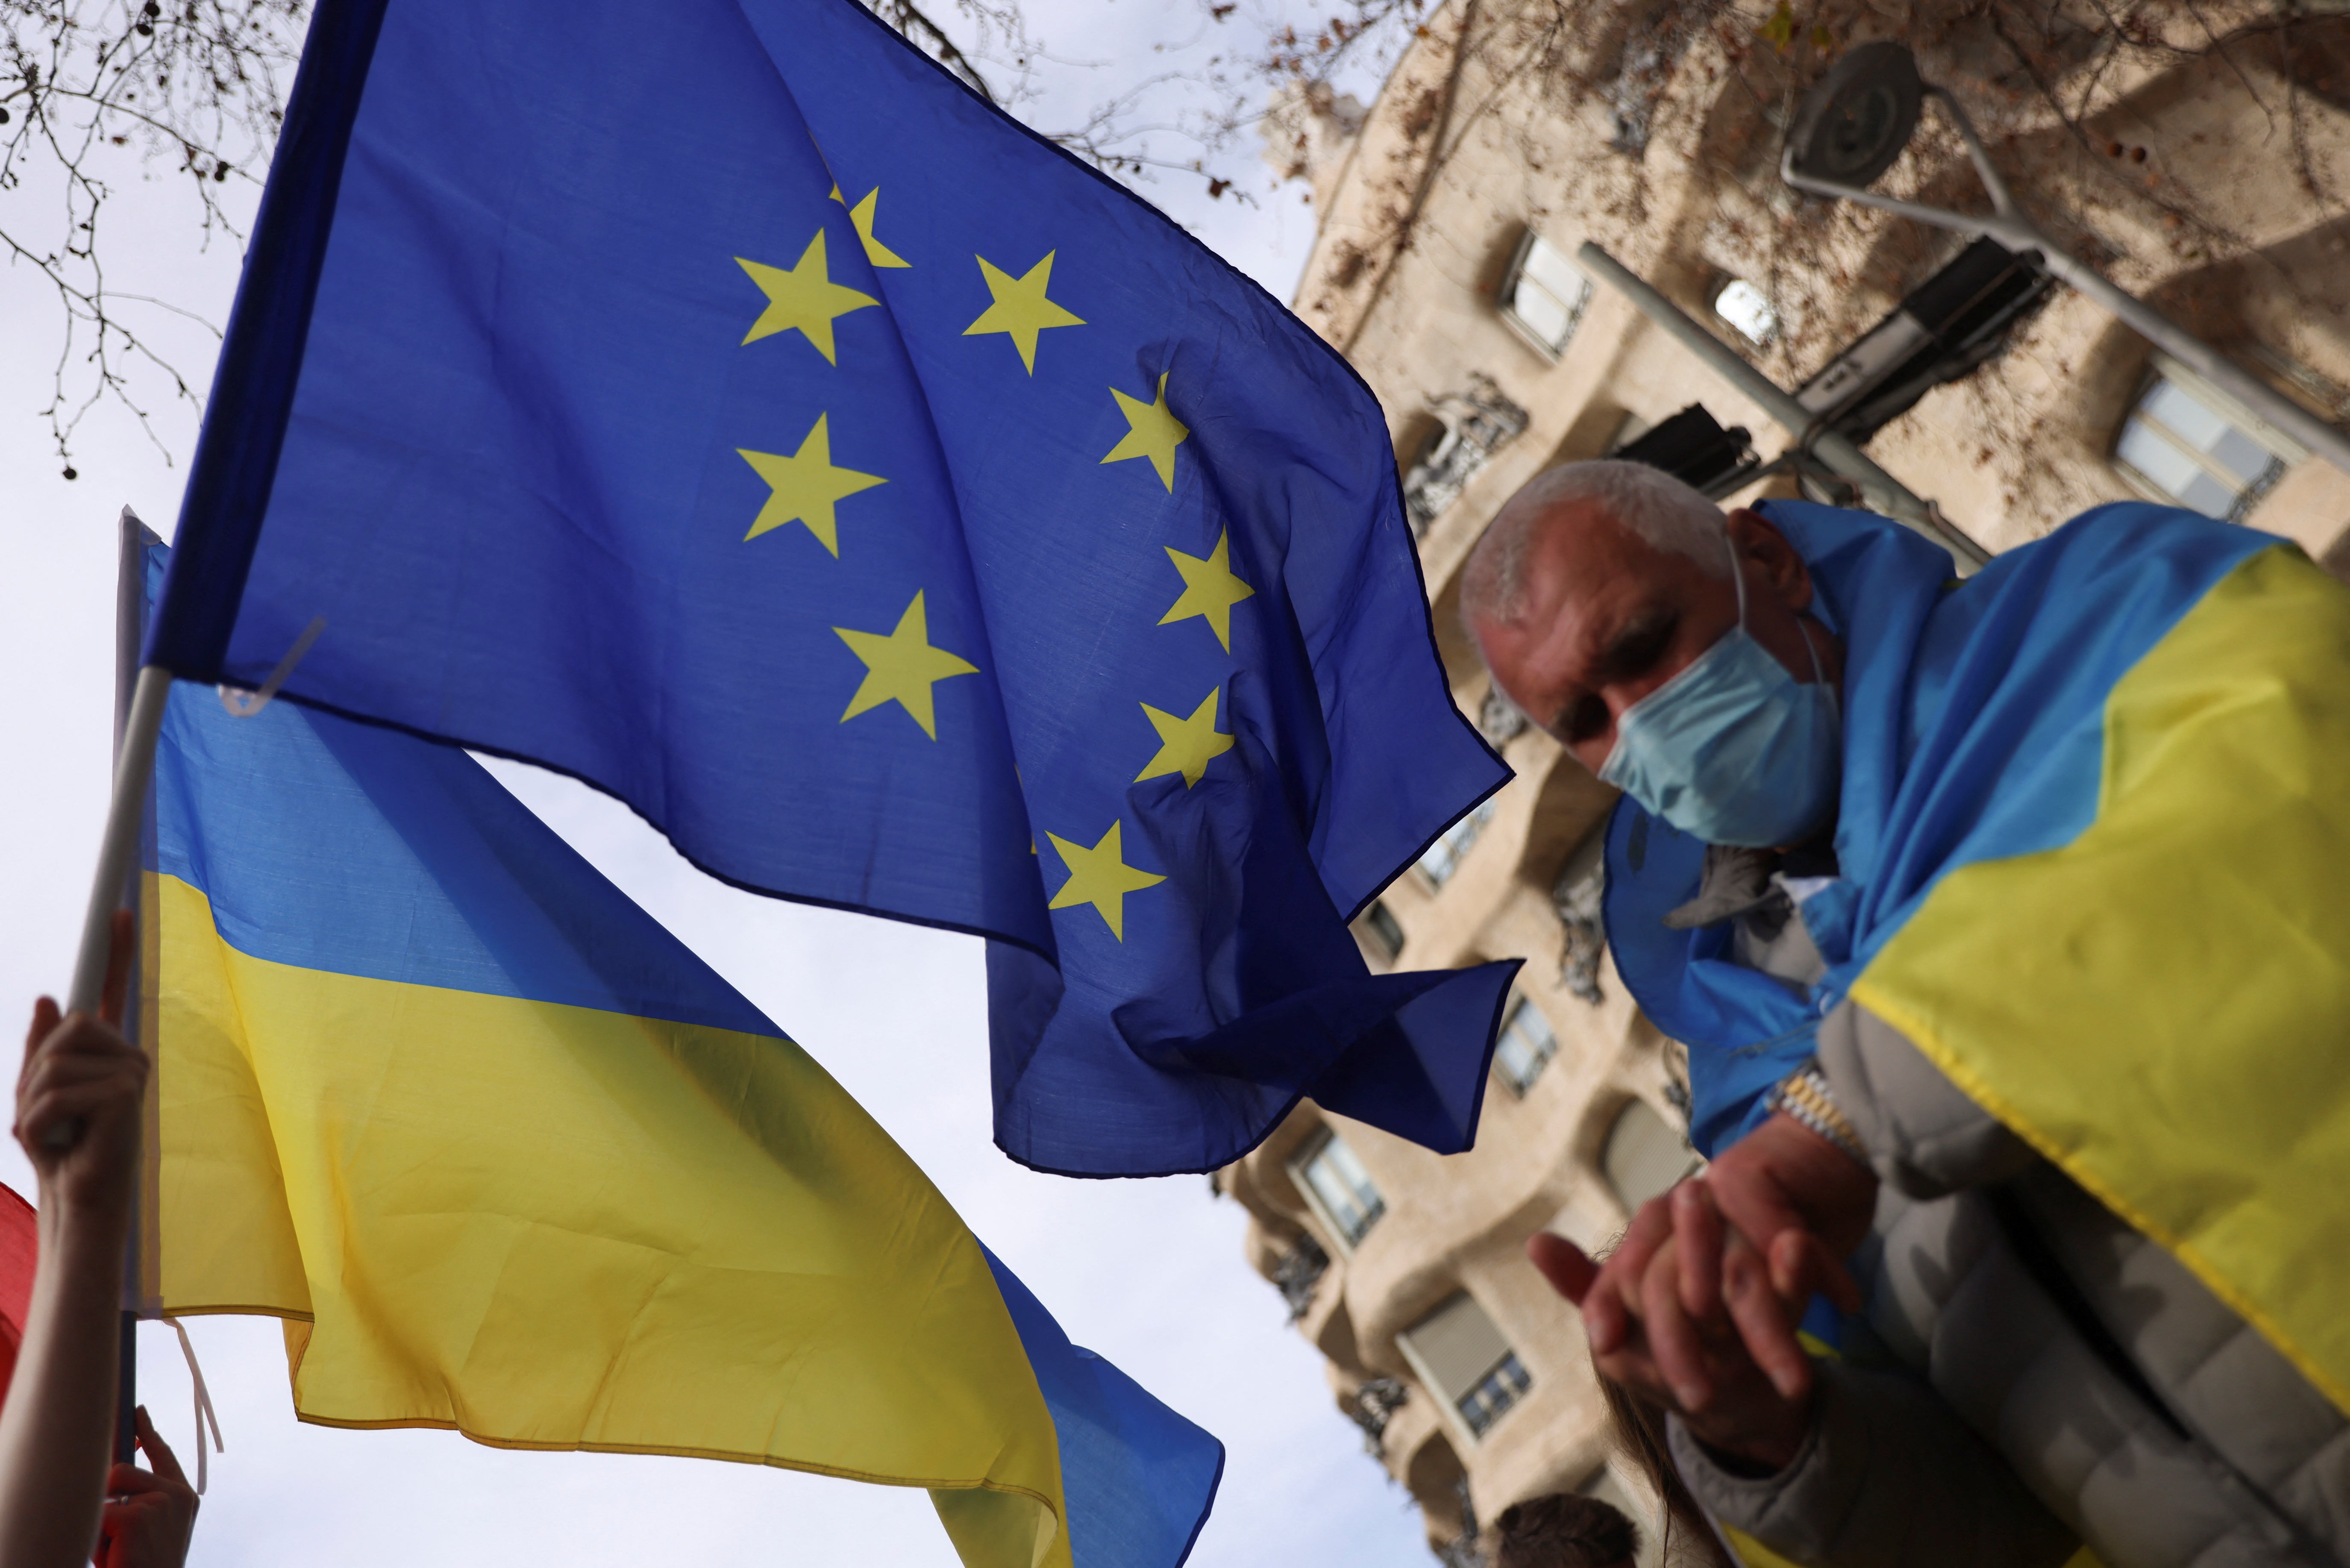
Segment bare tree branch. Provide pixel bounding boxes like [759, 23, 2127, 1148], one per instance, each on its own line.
[21, 0, 2333, 484]
[3, 0, 304, 475]
[3, 0, 1298, 477]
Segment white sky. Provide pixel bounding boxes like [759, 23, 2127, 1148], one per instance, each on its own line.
[0, 4, 1445, 1565]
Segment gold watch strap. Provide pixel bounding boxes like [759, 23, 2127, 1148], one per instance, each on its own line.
[1767, 1061, 1869, 1166]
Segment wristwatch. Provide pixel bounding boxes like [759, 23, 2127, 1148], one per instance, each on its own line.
[1765, 1058, 1869, 1167]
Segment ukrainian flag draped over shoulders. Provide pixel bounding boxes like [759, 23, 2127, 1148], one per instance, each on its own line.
[148, 0, 1516, 1178]
[135, 533, 1221, 1568]
[1603, 500, 2350, 1420]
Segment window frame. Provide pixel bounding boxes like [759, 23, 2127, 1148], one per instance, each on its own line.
[1396, 1289, 1534, 1445]
[2110, 355, 2306, 523]
[1495, 228, 1594, 361]
[1287, 1126, 1388, 1254]
[1492, 996, 1559, 1096]
[1599, 1095, 1703, 1219]
[1415, 798, 1497, 890]
[1358, 898, 1406, 964]
[1711, 276, 1779, 346]
[1453, 1350, 1533, 1438]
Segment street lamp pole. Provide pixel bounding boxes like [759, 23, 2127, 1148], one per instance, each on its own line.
[1781, 44, 2350, 479]
[1576, 241, 1990, 568]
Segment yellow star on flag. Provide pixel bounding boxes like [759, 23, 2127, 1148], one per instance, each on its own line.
[834, 591, 980, 740]
[1045, 820, 1166, 941]
[1159, 529, 1256, 652]
[738, 414, 886, 554]
[1101, 373, 1190, 491]
[1136, 689, 1234, 788]
[735, 231, 876, 364]
[963, 251, 1084, 373]
[830, 185, 910, 269]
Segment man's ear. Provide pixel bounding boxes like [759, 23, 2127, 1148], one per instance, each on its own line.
[1724, 508, 1813, 614]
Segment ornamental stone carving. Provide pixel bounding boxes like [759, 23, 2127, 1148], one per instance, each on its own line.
[1270, 1232, 1330, 1322]
[1401, 372, 1529, 536]
[1553, 857, 1606, 1005]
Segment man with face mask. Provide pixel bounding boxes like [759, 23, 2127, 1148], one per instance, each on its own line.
[1463, 461, 2350, 1568]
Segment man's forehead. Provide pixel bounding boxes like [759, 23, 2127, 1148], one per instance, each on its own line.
[1518, 504, 1688, 625]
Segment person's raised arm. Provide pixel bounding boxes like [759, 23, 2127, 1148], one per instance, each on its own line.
[0, 912, 145, 1568]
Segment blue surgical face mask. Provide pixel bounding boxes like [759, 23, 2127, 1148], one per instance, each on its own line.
[1595, 535, 1841, 848]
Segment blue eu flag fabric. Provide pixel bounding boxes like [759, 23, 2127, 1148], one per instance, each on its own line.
[151, 0, 1519, 1176]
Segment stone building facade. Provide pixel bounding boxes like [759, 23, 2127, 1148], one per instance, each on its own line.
[1222, 3, 2350, 1561]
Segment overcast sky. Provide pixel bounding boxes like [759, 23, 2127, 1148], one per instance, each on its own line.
[0, 4, 1445, 1565]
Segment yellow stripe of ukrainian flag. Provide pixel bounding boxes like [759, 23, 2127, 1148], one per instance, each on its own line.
[151, 869, 1071, 1568]
[1854, 544, 2350, 1421]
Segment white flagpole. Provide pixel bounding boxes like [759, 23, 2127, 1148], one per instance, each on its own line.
[65, 676, 170, 1019]
[60, 507, 171, 1075]
[104, 509, 166, 1471]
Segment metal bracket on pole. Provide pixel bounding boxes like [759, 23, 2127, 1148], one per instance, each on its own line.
[1575, 241, 1991, 570]
[217, 616, 324, 718]
[1780, 89, 2350, 480]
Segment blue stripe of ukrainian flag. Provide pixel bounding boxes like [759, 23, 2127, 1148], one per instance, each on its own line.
[135, 542, 1219, 1568]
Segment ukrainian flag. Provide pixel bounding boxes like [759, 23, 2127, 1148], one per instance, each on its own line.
[131, 538, 1220, 1568]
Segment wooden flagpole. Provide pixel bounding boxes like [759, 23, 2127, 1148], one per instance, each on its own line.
[94, 508, 171, 1465]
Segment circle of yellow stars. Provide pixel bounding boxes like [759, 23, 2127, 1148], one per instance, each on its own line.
[728, 170, 1263, 943]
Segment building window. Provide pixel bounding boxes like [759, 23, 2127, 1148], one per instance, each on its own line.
[1492, 998, 1558, 1095]
[1358, 899, 1405, 963]
[2113, 361, 2300, 523]
[1713, 278, 1778, 346]
[1417, 799, 1496, 888]
[1498, 230, 1594, 359]
[1457, 1354, 1534, 1437]
[1602, 1097, 1702, 1216]
[1290, 1128, 1386, 1249]
[1400, 1292, 1533, 1441]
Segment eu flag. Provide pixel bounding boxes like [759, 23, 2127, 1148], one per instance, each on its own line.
[151, 0, 1516, 1175]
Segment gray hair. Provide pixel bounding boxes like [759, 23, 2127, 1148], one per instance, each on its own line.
[1459, 459, 1731, 635]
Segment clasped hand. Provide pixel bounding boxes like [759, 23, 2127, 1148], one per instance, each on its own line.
[1526, 1110, 1879, 1471]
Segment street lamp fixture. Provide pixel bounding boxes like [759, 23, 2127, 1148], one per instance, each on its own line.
[1781, 43, 2350, 479]
[1786, 43, 1922, 191]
